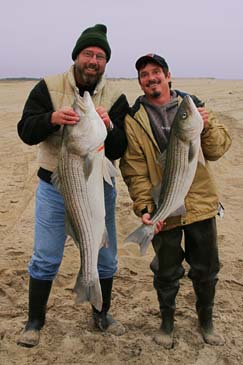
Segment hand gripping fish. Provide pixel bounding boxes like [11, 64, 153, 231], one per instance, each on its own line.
[124, 95, 204, 255]
[52, 91, 117, 311]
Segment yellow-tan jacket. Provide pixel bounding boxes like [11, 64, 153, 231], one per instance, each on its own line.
[120, 97, 232, 230]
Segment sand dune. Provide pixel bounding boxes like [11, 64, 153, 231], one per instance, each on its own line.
[0, 78, 243, 364]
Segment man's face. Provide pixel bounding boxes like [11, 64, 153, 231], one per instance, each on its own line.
[138, 63, 171, 100]
[74, 46, 107, 87]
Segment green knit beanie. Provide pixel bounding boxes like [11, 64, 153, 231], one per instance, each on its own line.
[72, 24, 111, 62]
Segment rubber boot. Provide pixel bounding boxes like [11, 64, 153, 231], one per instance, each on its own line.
[197, 306, 224, 346]
[152, 269, 179, 349]
[154, 309, 175, 349]
[193, 280, 224, 346]
[92, 277, 125, 336]
[17, 277, 52, 348]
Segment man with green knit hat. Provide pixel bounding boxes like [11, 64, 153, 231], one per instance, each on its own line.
[17, 24, 129, 347]
[72, 24, 111, 61]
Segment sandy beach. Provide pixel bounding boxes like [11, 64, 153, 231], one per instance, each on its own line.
[0, 78, 243, 365]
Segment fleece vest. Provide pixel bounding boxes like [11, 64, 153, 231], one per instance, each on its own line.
[38, 65, 121, 172]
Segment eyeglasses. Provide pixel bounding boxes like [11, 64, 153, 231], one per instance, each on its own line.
[81, 50, 107, 62]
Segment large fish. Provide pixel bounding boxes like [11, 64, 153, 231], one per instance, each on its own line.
[124, 95, 204, 255]
[52, 91, 115, 311]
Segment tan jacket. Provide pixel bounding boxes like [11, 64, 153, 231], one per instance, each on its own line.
[120, 99, 232, 230]
[38, 65, 122, 172]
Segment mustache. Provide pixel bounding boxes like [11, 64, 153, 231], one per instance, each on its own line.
[146, 79, 161, 87]
[85, 63, 99, 71]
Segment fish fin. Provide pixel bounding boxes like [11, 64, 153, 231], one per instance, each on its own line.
[151, 183, 161, 208]
[51, 169, 62, 193]
[189, 142, 205, 166]
[124, 224, 154, 256]
[198, 147, 205, 166]
[83, 154, 94, 180]
[103, 157, 118, 185]
[101, 228, 109, 248]
[73, 275, 103, 311]
[89, 279, 103, 311]
[157, 150, 167, 167]
[168, 204, 186, 217]
[188, 142, 197, 162]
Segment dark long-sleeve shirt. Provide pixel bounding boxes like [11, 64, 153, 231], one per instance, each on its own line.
[18, 79, 130, 183]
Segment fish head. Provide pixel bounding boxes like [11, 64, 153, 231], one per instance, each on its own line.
[66, 92, 107, 156]
[173, 95, 204, 142]
[83, 91, 107, 135]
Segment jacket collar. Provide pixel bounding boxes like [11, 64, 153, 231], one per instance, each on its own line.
[130, 91, 183, 154]
[132, 102, 161, 153]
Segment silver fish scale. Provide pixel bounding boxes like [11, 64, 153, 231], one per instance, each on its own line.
[152, 135, 190, 223]
[58, 151, 95, 284]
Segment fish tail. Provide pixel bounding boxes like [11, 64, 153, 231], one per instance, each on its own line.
[124, 224, 154, 256]
[73, 277, 103, 311]
[51, 168, 61, 193]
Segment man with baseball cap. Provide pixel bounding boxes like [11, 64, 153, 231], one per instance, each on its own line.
[135, 53, 169, 71]
[17, 24, 129, 347]
[120, 53, 231, 348]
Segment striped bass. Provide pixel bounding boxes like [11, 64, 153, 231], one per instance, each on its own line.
[124, 95, 204, 255]
[52, 91, 115, 311]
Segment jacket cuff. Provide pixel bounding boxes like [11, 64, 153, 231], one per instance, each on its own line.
[141, 207, 148, 215]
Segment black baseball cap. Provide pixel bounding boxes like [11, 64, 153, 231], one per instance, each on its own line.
[135, 53, 169, 72]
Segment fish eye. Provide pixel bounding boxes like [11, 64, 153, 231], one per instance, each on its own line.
[181, 112, 187, 119]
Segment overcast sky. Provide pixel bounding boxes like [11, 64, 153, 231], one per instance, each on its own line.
[1, 0, 242, 79]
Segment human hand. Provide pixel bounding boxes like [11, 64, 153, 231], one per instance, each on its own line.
[96, 106, 113, 130]
[198, 107, 209, 128]
[51, 106, 80, 126]
[142, 213, 164, 234]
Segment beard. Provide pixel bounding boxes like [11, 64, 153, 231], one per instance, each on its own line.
[75, 63, 104, 88]
[151, 91, 161, 98]
[145, 79, 161, 98]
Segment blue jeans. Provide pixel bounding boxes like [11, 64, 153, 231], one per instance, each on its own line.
[28, 179, 118, 281]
